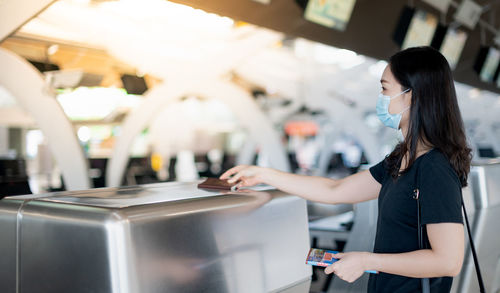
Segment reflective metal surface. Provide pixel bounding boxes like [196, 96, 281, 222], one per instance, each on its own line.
[0, 199, 22, 293]
[454, 161, 500, 293]
[307, 201, 353, 222]
[471, 158, 500, 209]
[0, 182, 312, 293]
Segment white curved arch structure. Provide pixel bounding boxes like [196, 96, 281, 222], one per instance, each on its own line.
[106, 79, 290, 187]
[0, 48, 91, 190]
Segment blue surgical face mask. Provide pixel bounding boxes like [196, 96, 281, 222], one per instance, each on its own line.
[376, 89, 410, 129]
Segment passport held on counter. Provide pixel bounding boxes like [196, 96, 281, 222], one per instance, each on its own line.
[197, 177, 238, 191]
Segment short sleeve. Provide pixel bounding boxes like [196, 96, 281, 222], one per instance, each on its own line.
[418, 157, 463, 225]
[369, 159, 387, 184]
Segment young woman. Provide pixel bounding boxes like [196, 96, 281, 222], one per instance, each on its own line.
[220, 46, 471, 292]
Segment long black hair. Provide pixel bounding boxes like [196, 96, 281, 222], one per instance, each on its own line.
[386, 46, 472, 187]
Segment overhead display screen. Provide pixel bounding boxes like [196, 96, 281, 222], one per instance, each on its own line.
[479, 48, 500, 83]
[439, 28, 468, 70]
[304, 0, 357, 31]
[401, 10, 439, 49]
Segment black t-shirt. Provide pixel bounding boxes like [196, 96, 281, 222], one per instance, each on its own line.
[367, 149, 463, 293]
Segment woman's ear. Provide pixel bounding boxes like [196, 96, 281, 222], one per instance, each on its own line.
[403, 89, 412, 105]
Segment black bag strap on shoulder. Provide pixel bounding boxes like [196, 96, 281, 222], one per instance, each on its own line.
[413, 188, 430, 293]
[413, 188, 486, 293]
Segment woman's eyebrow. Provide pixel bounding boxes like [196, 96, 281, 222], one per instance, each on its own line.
[380, 79, 389, 84]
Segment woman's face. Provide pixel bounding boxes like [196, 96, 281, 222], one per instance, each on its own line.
[380, 65, 412, 129]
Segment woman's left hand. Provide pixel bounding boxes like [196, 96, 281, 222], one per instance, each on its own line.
[324, 252, 371, 283]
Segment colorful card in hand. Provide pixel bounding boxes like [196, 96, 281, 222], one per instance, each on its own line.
[305, 248, 378, 274]
[306, 248, 339, 267]
[197, 177, 238, 191]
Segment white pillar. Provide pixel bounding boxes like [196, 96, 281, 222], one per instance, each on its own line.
[0, 48, 91, 190]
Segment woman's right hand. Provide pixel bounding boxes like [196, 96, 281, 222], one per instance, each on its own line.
[219, 165, 268, 189]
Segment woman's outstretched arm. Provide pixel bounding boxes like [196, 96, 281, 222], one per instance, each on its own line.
[220, 165, 381, 204]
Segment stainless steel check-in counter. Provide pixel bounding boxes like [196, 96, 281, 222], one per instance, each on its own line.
[0, 182, 312, 293]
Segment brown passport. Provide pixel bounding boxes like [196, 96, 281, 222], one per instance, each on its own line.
[197, 177, 238, 191]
